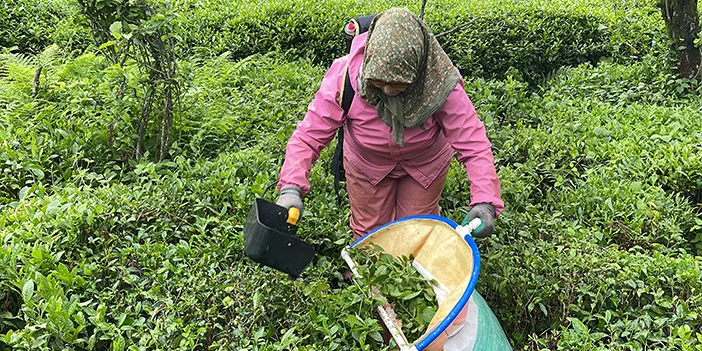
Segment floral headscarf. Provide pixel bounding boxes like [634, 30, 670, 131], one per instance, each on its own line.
[359, 8, 460, 147]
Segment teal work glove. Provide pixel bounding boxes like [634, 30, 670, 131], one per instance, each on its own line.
[461, 203, 496, 238]
[276, 185, 303, 213]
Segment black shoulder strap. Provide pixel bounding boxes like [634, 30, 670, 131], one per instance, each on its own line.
[334, 12, 373, 203]
[341, 67, 354, 115]
[332, 66, 355, 202]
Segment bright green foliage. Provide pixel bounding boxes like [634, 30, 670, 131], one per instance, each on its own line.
[3, 51, 700, 349]
[351, 244, 439, 343]
[1, 0, 702, 350]
[2, 0, 667, 82]
[0, 48, 128, 203]
[0, 0, 89, 53]
[179, 53, 324, 157]
[0, 151, 386, 350]
[173, 0, 666, 82]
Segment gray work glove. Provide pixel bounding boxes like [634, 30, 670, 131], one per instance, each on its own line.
[461, 203, 496, 238]
[276, 185, 303, 212]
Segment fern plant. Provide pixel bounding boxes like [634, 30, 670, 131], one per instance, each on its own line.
[0, 45, 62, 99]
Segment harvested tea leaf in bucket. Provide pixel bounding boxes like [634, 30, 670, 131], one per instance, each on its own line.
[341, 216, 513, 351]
[351, 244, 439, 343]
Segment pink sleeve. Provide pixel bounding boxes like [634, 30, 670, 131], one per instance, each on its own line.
[277, 58, 347, 196]
[434, 82, 505, 215]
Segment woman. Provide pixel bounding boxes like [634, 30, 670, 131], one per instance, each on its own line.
[276, 8, 504, 240]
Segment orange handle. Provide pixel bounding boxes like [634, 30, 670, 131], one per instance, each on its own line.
[287, 207, 300, 225]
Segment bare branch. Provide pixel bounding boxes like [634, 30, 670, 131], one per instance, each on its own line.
[419, 0, 428, 21]
[435, 18, 478, 38]
[32, 67, 42, 98]
[136, 86, 154, 160]
[159, 83, 173, 161]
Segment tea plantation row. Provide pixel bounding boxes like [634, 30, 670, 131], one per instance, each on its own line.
[1, 44, 701, 349]
[3, 0, 664, 82]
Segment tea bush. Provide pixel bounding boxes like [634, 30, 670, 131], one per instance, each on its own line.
[2, 0, 666, 82]
[493, 99, 702, 249]
[2, 1, 702, 349]
[477, 218, 702, 349]
[174, 0, 664, 82]
[0, 150, 387, 350]
[442, 58, 702, 348]
[3, 51, 701, 349]
[179, 53, 324, 157]
[0, 0, 89, 53]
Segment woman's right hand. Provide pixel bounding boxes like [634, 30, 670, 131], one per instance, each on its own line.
[276, 185, 304, 212]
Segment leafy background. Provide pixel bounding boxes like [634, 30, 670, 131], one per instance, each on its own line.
[1, 0, 701, 350]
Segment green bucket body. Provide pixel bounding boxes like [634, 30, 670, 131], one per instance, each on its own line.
[442, 290, 512, 351]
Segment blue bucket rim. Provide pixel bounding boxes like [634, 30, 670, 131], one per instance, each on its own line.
[347, 215, 481, 350]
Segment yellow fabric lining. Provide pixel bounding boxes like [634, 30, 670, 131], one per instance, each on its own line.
[338, 62, 349, 108]
[353, 218, 475, 341]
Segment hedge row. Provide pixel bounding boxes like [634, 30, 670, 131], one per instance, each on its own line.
[449, 62, 702, 254]
[0, 150, 373, 350]
[443, 68, 702, 347]
[0, 0, 89, 53]
[2, 146, 700, 350]
[477, 215, 702, 349]
[2, 0, 666, 82]
[171, 0, 665, 81]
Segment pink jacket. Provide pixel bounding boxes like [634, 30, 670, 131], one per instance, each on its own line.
[278, 33, 504, 215]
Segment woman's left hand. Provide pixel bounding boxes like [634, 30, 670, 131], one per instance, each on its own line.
[462, 203, 496, 238]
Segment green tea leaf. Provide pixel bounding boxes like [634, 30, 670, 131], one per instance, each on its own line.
[568, 317, 588, 335]
[22, 279, 34, 303]
[421, 306, 436, 324]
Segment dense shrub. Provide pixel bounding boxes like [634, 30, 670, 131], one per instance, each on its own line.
[0, 148, 393, 350]
[477, 218, 702, 349]
[2, 4, 702, 349]
[445, 62, 702, 347]
[2, 0, 666, 82]
[0, 49, 139, 202]
[179, 53, 324, 156]
[0, 51, 327, 202]
[0, 0, 89, 53]
[173, 0, 665, 82]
